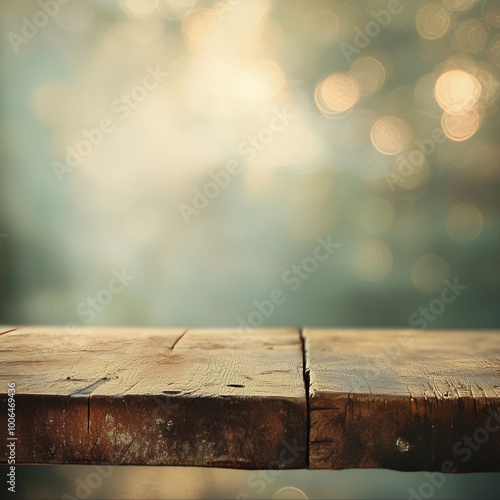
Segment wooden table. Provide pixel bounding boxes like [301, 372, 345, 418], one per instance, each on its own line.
[1, 326, 499, 472]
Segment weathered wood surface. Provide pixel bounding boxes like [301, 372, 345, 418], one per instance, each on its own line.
[0, 326, 307, 468]
[304, 329, 500, 472]
[2, 326, 500, 471]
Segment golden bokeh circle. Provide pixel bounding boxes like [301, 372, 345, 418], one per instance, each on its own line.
[353, 239, 393, 282]
[441, 107, 481, 141]
[272, 487, 308, 499]
[350, 57, 386, 97]
[370, 116, 413, 155]
[182, 8, 222, 50]
[411, 254, 451, 293]
[445, 203, 484, 242]
[315, 73, 360, 116]
[416, 3, 452, 40]
[434, 69, 482, 114]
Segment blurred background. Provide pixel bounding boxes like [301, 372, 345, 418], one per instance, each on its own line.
[1, 0, 500, 498]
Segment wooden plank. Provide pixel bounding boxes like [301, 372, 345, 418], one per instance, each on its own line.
[304, 329, 500, 472]
[3, 326, 499, 471]
[0, 327, 307, 468]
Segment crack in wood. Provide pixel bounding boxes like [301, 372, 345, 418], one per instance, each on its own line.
[70, 378, 110, 397]
[299, 328, 310, 469]
[170, 328, 189, 351]
[0, 328, 17, 337]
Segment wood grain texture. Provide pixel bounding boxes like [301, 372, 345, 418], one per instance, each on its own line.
[0, 327, 307, 468]
[2, 326, 500, 471]
[304, 329, 500, 472]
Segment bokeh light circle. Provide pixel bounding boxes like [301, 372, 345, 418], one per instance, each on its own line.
[370, 116, 413, 155]
[452, 19, 489, 54]
[353, 239, 393, 282]
[434, 70, 482, 114]
[272, 486, 308, 499]
[350, 57, 386, 97]
[315, 73, 360, 116]
[183, 8, 222, 50]
[441, 108, 481, 141]
[416, 3, 452, 40]
[445, 203, 484, 242]
[411, 254, 451, 293]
